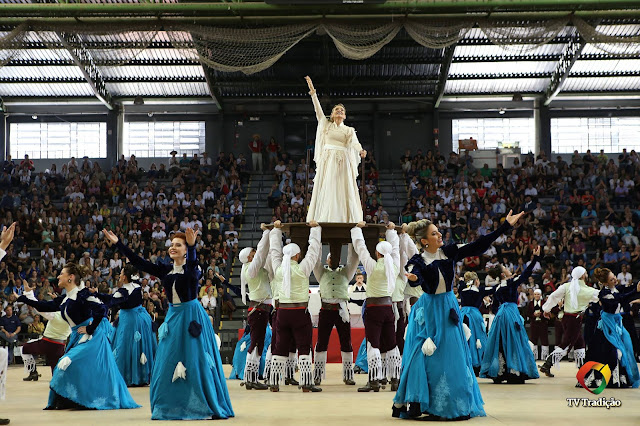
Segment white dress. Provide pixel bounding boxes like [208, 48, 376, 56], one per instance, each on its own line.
[306, 93, 363, 223]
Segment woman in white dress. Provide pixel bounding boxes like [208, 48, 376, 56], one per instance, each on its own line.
[304, 76, 367, 223]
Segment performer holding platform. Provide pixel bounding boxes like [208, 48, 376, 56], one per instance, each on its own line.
[527, 289, 550, 361]
[312, 244, 359, 386]
[239, 225, 272, 391]
[480, 247, 541, 384]
[268, 220, 322, 392]
[18, 262, 140, 411]
[459, 271, 494, 375]
[351, 222, 400, 393]
[539, 266, 599, 377]
[304, 76, 366, 223]
[583, 268, 640, 388]
[105, 228, 233, 420]
[393, 211, 523, 420]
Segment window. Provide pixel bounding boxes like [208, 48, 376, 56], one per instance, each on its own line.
[452, 118, 535, 154]
[551, 117, 640, 153]
[10, 122, 107, 159]
[123, 121, 206, 158]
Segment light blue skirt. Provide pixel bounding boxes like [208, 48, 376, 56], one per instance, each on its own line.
[228, 325, 272, 380]
[394, 291, 485, 419]
[480, 302, 539, 380]
[460, 306, 487, 369]
[355, 338, 368, 373]
[113, 305, 158, 386]
[598, 311, 640, 388]
[150, 299, 234, 420]
[48, 318, 140, 410]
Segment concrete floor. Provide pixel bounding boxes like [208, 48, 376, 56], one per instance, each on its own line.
[2, 363, 639, 425]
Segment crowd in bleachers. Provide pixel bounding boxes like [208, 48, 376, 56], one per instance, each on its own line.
[400, 147, 640, 317]
[0, 150, 254, 348]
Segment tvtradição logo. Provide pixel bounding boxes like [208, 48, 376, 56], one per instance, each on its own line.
[576, 361, 611, 394]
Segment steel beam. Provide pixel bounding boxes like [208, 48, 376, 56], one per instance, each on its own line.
[57, 32, 114, 110]
[543, 32, 586, 105]
[434, 44, 456, 108]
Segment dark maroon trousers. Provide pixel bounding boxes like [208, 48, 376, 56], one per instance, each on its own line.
[396, 305, 406, 355]
[560, 313, 584, 350]
[273, 308, 312, 356]
[247, 307, 270, 355]
[364, 305, 396, 353]
[529, 320, 549, 346]
[22, 338, 66, 372]
[316, 308, 352, 353]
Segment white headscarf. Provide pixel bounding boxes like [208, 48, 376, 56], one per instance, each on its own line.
[376, 241, 395, 294]
[534, 289, 542, 295]
[569, 266, 586, 308]
[239, 247, 253, 304]
[282, 243, 301, 298]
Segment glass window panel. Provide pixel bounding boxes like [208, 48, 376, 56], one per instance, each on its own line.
[9, 122, 107, 159]
[123, 121, 206, 158]
[551, 117, 640, 153]
[452, 117, 535, 154]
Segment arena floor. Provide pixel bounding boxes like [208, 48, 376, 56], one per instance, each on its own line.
[2, 363, 639, 425]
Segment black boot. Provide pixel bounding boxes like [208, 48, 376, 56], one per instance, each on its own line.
[392, 404, 407, 418]
[357, 380, 381, 392]
[390, 378, 399, 391]
[285, 377, 299, 386]
[301, 384, 322, 392]
[23, 369, 41, 382]
[242, 381, 269, 390]
[0, 419, 9, 425]
[343, 378, 356, 385]
[314, 377, 321, 386]
[538, 358, 555, 377]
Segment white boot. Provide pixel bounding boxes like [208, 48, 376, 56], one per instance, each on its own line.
[541, 345, 549, 361]
[532, 345, 538, 360]
[263, 345, 272, 383]
[269, 355, 287, 391]
[341, 351, 355, 385]
[313, 350, 327, 385]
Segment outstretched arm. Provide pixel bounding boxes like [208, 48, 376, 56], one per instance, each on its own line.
[300, 226, 322, 277]
[269, 223, 284, 272]
[305, 76, 325, 122]
[313, 251, 325, 282]
[18, 294, 65, 313]
[105, 228, 168, 278]
[543, 284, 567, 313]
[351, 224, 376, 275]
[508, 255, 541, 289]
[343, 244, 360, 281]
[386, 224, 400, 272]
[247, 228, 270, 279]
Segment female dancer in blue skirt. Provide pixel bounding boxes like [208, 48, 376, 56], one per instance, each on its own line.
[583, 268, 640, 389]
[393, 210, 523, 420]
[459, 271, 494, 376]
[18, 262, 140, 410]
[104, 228, 233, 421]
[480, 247, 541, 384]
[97, 264, 157, 387]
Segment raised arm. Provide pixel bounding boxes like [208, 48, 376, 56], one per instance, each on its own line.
[508, 254, 541, 289]
[445, 220, 511, 261]
[386, 226, 400, 271]
[343, 244, 360, 281]
[543, 283, 567, 313]
[401, 231, 419, 258]
[116, 240, 168, 278]
[300, 226, 322, 277]
[351, 225, 376, 275]
[305, 76, 325, 122]
[269, 225, 284, 273]
[247, 229, 270, 279]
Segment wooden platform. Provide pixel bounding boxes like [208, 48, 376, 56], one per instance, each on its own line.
[3, 362, 640, 425]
